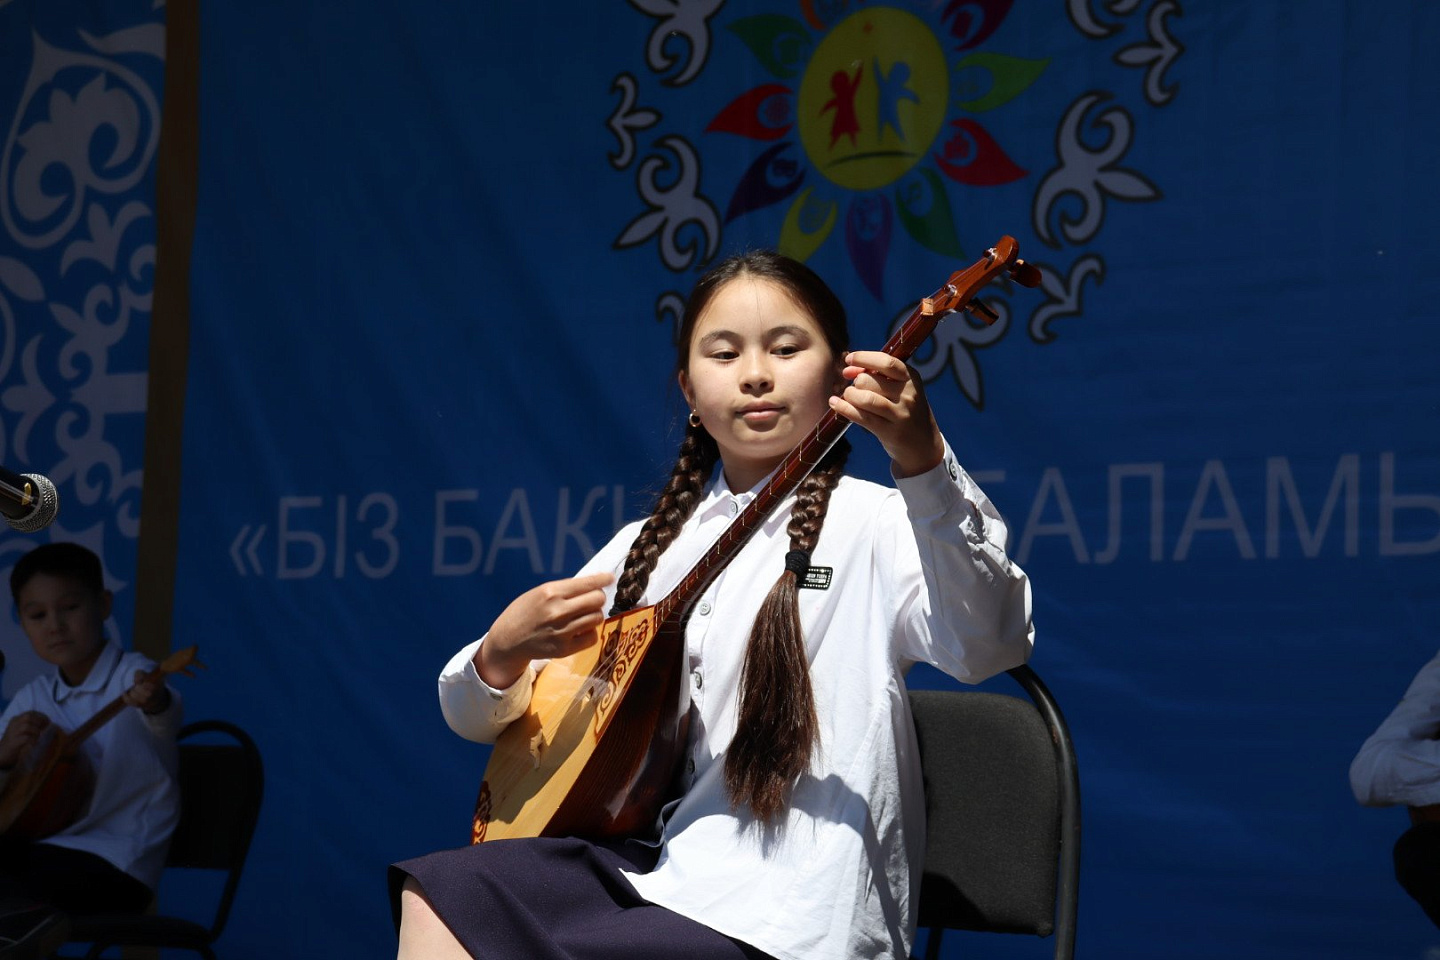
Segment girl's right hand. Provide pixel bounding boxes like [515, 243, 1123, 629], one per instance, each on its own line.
[0, 711, 51, 770]
[476, 572, 615, 689]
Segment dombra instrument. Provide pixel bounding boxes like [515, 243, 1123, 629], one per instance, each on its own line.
[0, 645, 202, 841]
[472, 238, 1040, 843]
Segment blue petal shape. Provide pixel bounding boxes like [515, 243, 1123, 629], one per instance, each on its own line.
[724, 141, 806, 223]
[844, 194, 893, 300]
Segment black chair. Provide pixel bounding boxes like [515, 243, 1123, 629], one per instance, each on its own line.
[59, 720, 264, 959]
[909, 664, 1080, 960]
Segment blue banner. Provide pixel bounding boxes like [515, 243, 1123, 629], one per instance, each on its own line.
[3, 2, 1439, 957]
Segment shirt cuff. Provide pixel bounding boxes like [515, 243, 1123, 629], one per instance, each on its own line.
[894, 441, 989, 544]
[440, 637, 537, 736]
[142, 687, 183, 736]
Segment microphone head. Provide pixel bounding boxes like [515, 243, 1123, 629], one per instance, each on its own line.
[8, 473, 58, 533]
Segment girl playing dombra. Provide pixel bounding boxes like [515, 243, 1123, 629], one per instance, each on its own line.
[391, 250, 1034, 960]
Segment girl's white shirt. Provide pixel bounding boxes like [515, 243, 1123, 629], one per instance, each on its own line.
[439, 440, 1034, 960]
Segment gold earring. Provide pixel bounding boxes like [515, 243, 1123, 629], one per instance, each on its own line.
[688, 411, 702, 428]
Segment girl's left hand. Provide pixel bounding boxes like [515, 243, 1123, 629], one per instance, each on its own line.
[124, 670, 171, 715]
[829, 350, 945, 478]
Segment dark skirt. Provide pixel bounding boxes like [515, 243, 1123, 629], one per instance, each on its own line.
[0, 840, 152, 915]
[390, 836, 777, 960]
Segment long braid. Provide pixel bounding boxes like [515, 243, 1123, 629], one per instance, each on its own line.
[609, 425, 720, 615]
[644, 248, 852, 822]
[725, 437, 851, 822]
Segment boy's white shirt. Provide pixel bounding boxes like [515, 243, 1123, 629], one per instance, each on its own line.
[0, 641, 182, 889]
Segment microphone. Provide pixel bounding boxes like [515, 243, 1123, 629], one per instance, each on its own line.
[0, 467, 58, 533]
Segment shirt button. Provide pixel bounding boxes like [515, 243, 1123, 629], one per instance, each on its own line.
[697, 600, 711, 616]
[947, 459, 958, 480]
[727, 500, 738, 517]
[686, 757, 696, 775]
[690, 669, 704, 690]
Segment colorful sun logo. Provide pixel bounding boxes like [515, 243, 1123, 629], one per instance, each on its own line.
[706, 1, 1044, 299]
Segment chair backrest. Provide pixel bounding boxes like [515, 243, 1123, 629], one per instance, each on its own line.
[909, 664, 1080, 960]
[169, 719, 264, 938]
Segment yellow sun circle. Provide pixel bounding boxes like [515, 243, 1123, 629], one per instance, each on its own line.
[796, 7, 950, 192]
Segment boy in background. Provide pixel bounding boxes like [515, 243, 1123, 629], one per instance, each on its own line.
[0, 543, 182, 958]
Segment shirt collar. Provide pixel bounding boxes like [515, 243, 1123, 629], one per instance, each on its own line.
[693, 463, 797, 533]
[52, 640, 121, 703]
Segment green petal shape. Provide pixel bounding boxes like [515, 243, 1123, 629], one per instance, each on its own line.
[779, 187, 837, 263]
[952, 52, 1048, 112]
[896, 168, 963, 260]
[728, 15, 814, 80]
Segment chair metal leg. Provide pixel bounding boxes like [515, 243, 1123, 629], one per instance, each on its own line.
[923, 926, 943, 960]
[1008, 664, 1081, 960]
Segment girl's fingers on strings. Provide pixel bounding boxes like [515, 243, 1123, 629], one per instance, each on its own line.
[553, 606, 605, 643]
[829, 392, 886, 430]
[530, 576, 609, 629]
[487, 573, 613, 667]
[549, 581, 611, 627]
[843, 370, 903, 402]
[536, 572, 614, 608]
[844, 351, 910, 383]
[835, 384, 900, 424]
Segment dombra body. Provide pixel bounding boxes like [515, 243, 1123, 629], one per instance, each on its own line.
[0, 725, 97, 840]
[473, 604, 691, 842]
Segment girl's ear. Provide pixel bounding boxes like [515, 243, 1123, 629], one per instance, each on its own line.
[678, 369, 695, 409]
